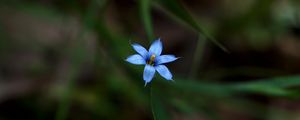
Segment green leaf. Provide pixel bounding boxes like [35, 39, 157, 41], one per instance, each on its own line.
[232, 75, 300, 88]
[153, 0, 228, 52]
[232, 84, 291, 96]
[230, 75, 300, 96]
[173, 79, 233, 97]
[173, 75, 300, 97]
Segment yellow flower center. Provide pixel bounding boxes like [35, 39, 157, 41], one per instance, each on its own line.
[147, 54, 156, 65]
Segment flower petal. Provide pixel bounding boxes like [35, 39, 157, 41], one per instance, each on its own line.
[156, 55, 177, 65]
[149, 39, 163, 56]
[132, 43, 148, 58]
[143, 65, 155, 85]
[126, 54, 146, 65]
[155, 65, 173, 80]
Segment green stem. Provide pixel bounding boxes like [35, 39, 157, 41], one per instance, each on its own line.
[150, 85, 157, 120]
[140, 0, 157, 119]
[140, 0, 154, 42]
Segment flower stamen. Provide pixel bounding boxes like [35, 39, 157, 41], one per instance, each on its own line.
[147, 54, 156, 65]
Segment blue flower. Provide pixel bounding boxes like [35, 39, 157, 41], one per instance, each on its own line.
[126, 38, 178, 86]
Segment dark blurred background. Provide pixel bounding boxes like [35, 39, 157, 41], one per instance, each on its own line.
[1, 0, 300, 120]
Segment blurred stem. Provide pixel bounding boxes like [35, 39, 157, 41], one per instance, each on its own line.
[140, 0, 157, 119]
[188, 34, 206, 79]
[55, 21, 86, 120]
[55, 1, 103, 120]
[139, 0, 154, 42]
[55, 65, 80, 120]
[150, 83, 170, 120]
[150, 85, 157, 120]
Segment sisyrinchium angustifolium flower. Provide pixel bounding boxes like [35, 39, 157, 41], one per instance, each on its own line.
[126, 38, 178, 86]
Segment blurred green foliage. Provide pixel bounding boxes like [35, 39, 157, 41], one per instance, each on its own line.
[0, 0, 300, 120]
